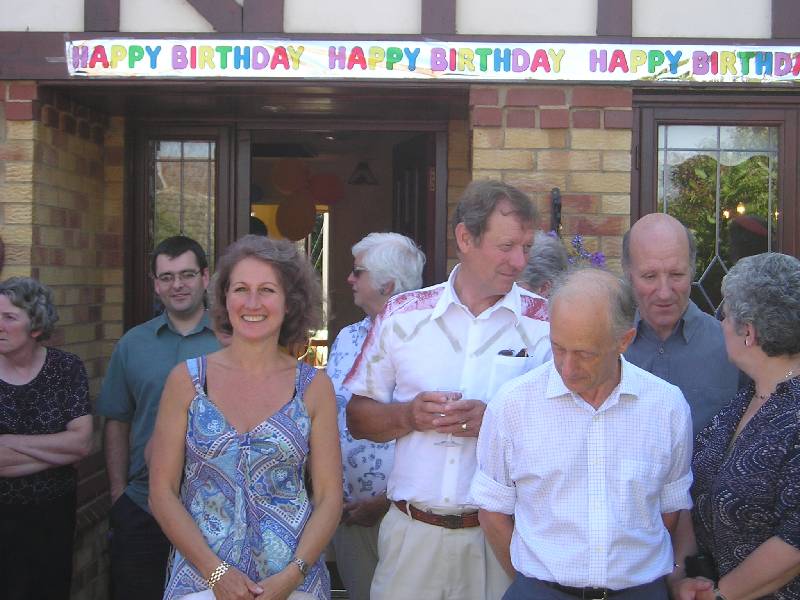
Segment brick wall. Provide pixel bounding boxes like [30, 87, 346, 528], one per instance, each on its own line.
[446, 118, 471, 272]
[468, 84, 633, 272]
[0, 82, 125, 599]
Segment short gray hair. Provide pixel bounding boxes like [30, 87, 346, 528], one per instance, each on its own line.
[452, 180, 538, 242]
[549, 267, 636, 339]
[721, 252, 800, 357]
[352, 232, 426, 294]
[519, 231, 570, 292]
[0, 277, 59, 341]
[622, 221, 698, 277]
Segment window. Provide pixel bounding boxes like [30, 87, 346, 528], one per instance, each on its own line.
[633, 93, 800, 313]
[657, 124, 778, 311]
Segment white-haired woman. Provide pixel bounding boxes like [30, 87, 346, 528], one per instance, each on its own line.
[326, 233, 425, 600]
[517, 231, 569, 298]
[0, 277, 92, 600]
[672, 253, 800, 600]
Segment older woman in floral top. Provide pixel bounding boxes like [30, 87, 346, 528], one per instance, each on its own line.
[326, 232, 425, 600]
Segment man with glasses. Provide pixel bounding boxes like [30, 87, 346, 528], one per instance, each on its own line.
[346, 180, 552, 600]
[97, 235, 220, 600]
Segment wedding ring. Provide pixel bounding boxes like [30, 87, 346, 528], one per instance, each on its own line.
[461, 422, 468, 431]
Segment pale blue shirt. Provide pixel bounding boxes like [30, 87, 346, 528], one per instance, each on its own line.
[326, 317, 394, 503]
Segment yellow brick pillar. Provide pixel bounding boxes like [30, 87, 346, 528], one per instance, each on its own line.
[468, 84, 633, 273]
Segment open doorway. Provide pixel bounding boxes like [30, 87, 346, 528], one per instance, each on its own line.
[245, 129, 447, 361]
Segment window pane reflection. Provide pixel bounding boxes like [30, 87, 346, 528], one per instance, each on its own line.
[657, 125, 778, 312]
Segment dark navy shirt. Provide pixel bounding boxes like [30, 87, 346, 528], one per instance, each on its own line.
[624, 301, 739, 436]
[692, 377, 800, 599]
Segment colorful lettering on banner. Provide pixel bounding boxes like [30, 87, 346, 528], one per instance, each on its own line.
[65, 39, 800, 84]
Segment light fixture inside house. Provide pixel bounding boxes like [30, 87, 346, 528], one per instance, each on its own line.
[736, 202, 746, 215]
[722, 209, 731, 219]
[348, 161, 379, 185]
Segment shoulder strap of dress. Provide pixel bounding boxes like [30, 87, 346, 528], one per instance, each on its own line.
[185, 356, 207, 395]
[294, 360, 316, 397]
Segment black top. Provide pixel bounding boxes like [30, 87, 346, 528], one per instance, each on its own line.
[692, 377, 800, 600]
[0, 347, 90, 505]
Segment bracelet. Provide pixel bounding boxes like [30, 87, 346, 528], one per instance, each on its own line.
[206, 561, 230, 590]
[292, 556, 309, 579]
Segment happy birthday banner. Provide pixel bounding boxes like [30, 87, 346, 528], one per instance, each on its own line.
[66, 39, 800, 84]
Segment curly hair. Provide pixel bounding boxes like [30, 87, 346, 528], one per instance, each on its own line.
[0, 277, 59, 341]
[210, 235, 321, 347]
[722, 252, 800, 357]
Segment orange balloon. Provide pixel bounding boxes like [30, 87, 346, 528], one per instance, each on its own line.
[309, 173, 345, 205]
[276, 194, 317, 241]
[271, 159, 309, 194]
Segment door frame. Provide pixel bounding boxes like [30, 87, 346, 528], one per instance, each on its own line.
[236, 120, 450, 283]
[126, 123, 236, 328]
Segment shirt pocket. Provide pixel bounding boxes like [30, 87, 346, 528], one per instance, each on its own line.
[485, 355, 532, 402]
[609, 459, 665, 530]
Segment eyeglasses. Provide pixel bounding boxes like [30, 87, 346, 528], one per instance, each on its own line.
[351, 266, 369, 279]
[154, 269, 201, 284]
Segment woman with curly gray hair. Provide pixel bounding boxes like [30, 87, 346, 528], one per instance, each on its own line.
[0, 277, 92, 600]
[150, 236, 341, 600]
[518, 231, 569, 298]
[672, 253, 800, 600]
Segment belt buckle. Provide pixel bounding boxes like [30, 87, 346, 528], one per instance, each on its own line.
[583, 590, 608, 600]
[439, 513, 462, 529]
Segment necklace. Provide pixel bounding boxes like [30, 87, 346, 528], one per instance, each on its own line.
[754, 366, 799, 401]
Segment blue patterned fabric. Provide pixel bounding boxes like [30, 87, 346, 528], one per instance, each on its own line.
[326, 317, 394, 503]
[692, 376, 800, 599]
[163, 357, 330, 599]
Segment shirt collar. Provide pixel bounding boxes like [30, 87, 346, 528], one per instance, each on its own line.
[545, 356, 640, 412]
[633, 300, 701, 344]
[154, 310, 213, 337]
[430, 264, 522, 323]
[356, 315, 372, 334]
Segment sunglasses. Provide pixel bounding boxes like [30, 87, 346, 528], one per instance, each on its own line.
[352, 266, 369, 279]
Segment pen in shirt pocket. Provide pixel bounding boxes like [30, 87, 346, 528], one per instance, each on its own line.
[498, 348, 528, 357]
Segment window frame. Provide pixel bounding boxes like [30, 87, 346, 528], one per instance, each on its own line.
[632, 92, 800, 259]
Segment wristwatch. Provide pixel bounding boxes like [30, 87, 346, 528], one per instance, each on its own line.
[292, 556, 309, 579]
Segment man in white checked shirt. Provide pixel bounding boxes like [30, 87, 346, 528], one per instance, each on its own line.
[345, 180, 551, 600]
[472, 268, 694, 600]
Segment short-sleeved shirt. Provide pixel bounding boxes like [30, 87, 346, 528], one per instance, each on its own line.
[692, 377, 800, 599]
[471, 357, 693, 590]
[95, 312, 219, 512]
[624, 300, 740, 436]
[0, 348, 90, 505]
[326, 317, 394, 503]
[345, 265, 551, 510]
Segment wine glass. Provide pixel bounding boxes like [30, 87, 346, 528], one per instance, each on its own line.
[434, 389, 463, 447]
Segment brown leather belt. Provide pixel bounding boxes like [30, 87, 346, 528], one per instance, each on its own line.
[394, 500, 480, 529]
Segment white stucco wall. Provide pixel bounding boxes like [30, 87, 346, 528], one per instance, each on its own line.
[1, 0, 83, 31]
[284, 0, 421, 34]
[120, 0, 214, 32]
[633, 0, 771, 38]
[457, 0, 597, 35]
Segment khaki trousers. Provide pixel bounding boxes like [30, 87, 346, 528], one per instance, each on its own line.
[370, 504, 512, 600]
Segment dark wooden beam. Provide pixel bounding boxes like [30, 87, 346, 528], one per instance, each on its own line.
[84, 0, 120, 31]
[597, 0, 632, 37]
[421, 0, 455, 35]
[184, 0, 242, 32]
[243, 0, 283, 33]
[773, 0, 800, 38]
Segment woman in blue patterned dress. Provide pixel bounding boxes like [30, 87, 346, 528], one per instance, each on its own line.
[672, 252, 800, 600]
[150, 235, 342, 600]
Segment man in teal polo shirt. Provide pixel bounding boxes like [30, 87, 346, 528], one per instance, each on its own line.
[96, 236, 220, 600]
